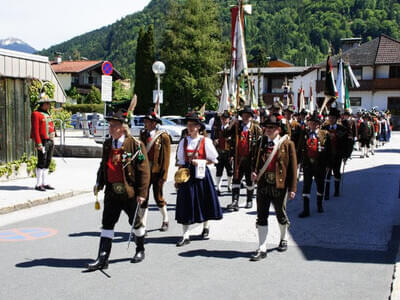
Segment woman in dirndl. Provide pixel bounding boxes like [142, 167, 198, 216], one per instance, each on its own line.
[175, 112, 223, 246]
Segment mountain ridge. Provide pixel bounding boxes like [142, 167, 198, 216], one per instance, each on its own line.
[0, 37, 36, 54]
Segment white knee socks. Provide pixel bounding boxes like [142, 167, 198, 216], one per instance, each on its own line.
[257, 225, 268, 252]
[160, 206, 168, 223]
[182, 225, 190, 239]
[279, 224, 288, 241]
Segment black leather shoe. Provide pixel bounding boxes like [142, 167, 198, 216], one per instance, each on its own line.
[227, 200, 239, 212]
[131, 250, 145, 263]
[298, 211, 310, 218]
[87, 251, 109, 271]
[201, 228, 209, 239]
[176, 238, 190, 247]
[245, 201, 253, 209]
[250, 250, 267, 261]
[35, 185, 46, 192]
[278, 240, 288, 252]
[43, 184, 55, 190]
[160, 222, 169, 232]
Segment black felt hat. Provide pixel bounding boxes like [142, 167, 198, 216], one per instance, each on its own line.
[185, 112, 205, 130]
[105, 109, 129, 123]
[260, 113, 283, 127]
[239, 105, 254, 117]
[144, 110, 162, 124]
[328, 107, 340, 118]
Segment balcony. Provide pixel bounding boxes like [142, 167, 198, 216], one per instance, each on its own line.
[316, 78, 400, 93]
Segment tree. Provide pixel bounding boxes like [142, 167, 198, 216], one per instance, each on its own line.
[160, 0, 225, 115]
[134, 25, 156, 114]
[85, 86, 101, 104]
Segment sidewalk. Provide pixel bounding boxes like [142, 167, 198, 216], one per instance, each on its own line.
[0, 157, 100, 214]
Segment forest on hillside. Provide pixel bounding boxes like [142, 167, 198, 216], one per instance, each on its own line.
[39, 0, 400, 80]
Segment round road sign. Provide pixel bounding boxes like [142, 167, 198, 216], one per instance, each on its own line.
[102, 61, 113, 75]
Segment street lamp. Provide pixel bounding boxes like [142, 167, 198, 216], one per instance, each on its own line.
[152, 61, 165, 116]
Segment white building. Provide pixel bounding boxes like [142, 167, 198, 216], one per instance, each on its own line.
[293, 34, 400, 121]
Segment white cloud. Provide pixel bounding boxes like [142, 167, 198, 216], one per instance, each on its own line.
[0, 0, 152, 50]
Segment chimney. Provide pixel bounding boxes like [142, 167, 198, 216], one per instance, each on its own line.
[341, 38, 362, 52]
[55, 52, 62, 64]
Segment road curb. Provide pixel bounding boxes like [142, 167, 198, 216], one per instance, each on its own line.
[0, 190, 91, 215]
[391, 247, 400, 299]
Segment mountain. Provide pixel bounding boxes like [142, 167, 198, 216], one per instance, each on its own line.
[0, 38, 36, 54]
[38, 0, 400, 79]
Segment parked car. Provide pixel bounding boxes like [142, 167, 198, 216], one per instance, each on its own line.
[163, 115, 212, 133]
[94, 116, 185, 144]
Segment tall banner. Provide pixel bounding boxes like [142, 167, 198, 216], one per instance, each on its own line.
[309, 86, 314, 112]
[336, 58, 345, 110]
[218, 74, 230, 113]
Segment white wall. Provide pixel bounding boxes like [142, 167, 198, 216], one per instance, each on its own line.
[363, 66, 374, 80]
[57, 73, 71, 91]
[376, 65, 389, 79]
[292, 70, 318, 110]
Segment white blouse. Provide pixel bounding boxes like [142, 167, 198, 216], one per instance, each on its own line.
[177, 136, 218, 166]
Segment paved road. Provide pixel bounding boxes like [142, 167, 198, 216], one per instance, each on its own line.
[1, 134, 400, 300]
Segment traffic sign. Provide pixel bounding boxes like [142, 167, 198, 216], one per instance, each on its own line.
[101, 75, 112, 102]
[153, 90, 163, 104]
[102, 61, 113, 75]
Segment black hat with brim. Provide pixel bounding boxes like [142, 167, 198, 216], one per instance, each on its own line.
[260, 113, 282, 127]
[185, 112, 205, 131]
[220, 110, 231, 119]
[144, 111, 162, 124]
[239, 105, 254, 117]
[105, 109, 129, 123]
[328, 107, 340, 118]
[308, 111, 323, 123]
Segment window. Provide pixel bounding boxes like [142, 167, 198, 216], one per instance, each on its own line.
[350, 97, 362, 107]
[389, 66, 400, 78]
[388, 97, 400, 113]
[352, 67, 362, 80]
[316, 97, 325, 108]
[88, 73, 94, 84]
[320, 71, 326, 80]
[271, 78, 284, 93]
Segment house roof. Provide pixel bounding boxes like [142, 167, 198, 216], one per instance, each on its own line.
[315, 34, 400, 68]
[51, 60, 102, 73]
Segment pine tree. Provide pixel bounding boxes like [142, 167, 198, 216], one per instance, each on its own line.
[160, 0, 226, 115]
[134, 25, 156, 114]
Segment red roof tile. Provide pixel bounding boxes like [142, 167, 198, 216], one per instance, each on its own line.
[51, 60, 102, 73]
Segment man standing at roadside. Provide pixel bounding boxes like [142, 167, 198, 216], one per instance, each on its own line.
[31, 96, 56, 191]
[140, 111, 171, 232]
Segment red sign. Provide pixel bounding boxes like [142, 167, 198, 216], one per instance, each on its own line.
[102, 61, 113, 75]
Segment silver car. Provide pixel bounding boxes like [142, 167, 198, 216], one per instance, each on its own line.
[94, 116, 184, 144]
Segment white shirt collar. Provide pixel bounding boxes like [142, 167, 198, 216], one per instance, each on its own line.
[149, 129, 157, 138]
[268, 135, 280, 144]
[113, 134, 125, 149]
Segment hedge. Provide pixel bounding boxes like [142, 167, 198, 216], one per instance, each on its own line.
[63, 104, 104, 114]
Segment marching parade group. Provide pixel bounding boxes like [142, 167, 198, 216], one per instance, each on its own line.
[28, 97, 393, 270]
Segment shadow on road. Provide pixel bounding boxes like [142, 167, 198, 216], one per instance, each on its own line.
[287, 164, 400, 265]
[0, 186, 33, 191]
[178, 248, 253, 259]
[15, 258, 92, 268]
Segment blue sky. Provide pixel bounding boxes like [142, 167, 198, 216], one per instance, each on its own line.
[1, 0, 152, 50]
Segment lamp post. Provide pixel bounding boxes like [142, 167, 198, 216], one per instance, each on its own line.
[152, 61, 165, 116]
